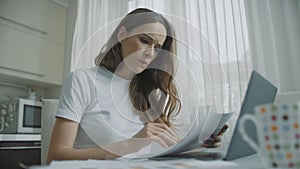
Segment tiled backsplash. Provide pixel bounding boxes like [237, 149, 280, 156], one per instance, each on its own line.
[0, 82, 62, 102]
[0, 84, 45, 102]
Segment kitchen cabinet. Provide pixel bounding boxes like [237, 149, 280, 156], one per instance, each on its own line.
[0, 0, 67, 87]
[0, 141, 41, 169]
[0, 134, 41, 169]
[0, 0, 47, 32]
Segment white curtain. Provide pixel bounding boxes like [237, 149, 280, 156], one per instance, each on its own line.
[244, 0, 300, 92]
[128, 0, 251, 149]
[70, 0, 128, 70]
[69, 0, 252, 150]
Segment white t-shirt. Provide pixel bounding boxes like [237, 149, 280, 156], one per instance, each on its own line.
[56, 66, 145, 149]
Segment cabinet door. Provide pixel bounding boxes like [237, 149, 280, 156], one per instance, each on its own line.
[0, 141, 41, 169]
[0, 0, 47, 32]
[0, 23, 15, 68]
[0, 19, 47, 81]
[42, 41, 65, 85]
[40, 0, 67, 85]
[45, 1, 67, 45]
[0, 0, 66, 87]
[13, 28, 45, 77]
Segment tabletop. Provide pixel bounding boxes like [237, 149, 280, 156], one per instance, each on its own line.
[29, 154, 265, 169]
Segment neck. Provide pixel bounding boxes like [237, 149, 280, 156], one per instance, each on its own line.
[114, 65, 135, 80]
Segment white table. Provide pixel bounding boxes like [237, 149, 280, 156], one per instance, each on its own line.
[232, 154, 265, 169]
[29, 154, 265, 169]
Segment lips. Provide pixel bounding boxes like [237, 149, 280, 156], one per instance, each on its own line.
[138, 59, 148, 65]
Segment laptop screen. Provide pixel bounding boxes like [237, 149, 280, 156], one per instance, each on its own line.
[224, 70, 278, 160]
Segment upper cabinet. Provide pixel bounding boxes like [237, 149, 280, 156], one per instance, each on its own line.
[0, 0, 67, 87]
[0, 0, 47, 32]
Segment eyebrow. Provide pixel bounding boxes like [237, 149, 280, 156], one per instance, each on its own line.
[142, 33, 163, 48]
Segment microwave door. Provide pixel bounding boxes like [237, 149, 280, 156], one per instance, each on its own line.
[17, 99, 42, 133]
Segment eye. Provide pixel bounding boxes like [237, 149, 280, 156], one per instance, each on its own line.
[140, 37, 150, 44]
[154, 47, 161, 53]
[154, 44, 162, 53]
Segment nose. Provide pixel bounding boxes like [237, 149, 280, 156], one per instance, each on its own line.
[144, 46, 156, 58]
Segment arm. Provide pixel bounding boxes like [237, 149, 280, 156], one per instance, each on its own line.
[47, 117, 178, 164]
[47, 118, 143, 164]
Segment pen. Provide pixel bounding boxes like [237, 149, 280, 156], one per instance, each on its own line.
[217, 124, 229, 136]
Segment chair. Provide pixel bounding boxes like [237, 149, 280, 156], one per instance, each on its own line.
[41, 99, 59, 165]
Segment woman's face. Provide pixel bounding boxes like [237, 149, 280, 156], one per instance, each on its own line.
[117, 22, 167, 79]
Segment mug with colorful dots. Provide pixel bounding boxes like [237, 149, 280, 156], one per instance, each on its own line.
[239, 102, 300, 169]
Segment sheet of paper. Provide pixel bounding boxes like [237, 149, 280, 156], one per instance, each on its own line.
[140, 111, 234, 158]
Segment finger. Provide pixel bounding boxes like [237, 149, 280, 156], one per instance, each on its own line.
[202, 137, 222, 148]
[149, 127, 177, 146]
[202, 143, 215, 148]
[204, 139, 221, 145]
[151, 123, 178, 139]
[205, 134, 221, 143]
[211, 135, 222, 142]
[157, 128, 178, 144]
[150, 135, 168, 148]
[150, 123, 178, 137]
[143, 123, 177, 145]
[217, 124, 229, 136]
[204, 135, 222, 145]
[201, 141, 221, 148]
[149, 123, 179, 143]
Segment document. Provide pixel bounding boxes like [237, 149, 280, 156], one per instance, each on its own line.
[142, 111, 234, 158]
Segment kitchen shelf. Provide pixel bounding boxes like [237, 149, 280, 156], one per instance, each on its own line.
[0, 134, 41, 141]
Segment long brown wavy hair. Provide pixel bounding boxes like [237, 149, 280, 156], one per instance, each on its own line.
[95, 8, 181, 127]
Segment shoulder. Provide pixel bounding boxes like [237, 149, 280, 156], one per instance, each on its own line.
[69, 67, 97, 78]
[66, 67, 98, 83]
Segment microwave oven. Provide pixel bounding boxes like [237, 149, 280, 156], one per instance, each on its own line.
[0, 98, 42, 134]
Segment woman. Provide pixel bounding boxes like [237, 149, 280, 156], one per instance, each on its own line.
[47, 8, 226, 163]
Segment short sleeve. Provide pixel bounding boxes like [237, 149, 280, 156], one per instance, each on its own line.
[56, 70, 88, 123]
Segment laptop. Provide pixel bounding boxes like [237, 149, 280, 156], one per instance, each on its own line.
[151, 70, 278, 161]
[223, 70, 277, 160]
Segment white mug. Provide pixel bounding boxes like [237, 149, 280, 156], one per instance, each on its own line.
[239, 102, 300, 169]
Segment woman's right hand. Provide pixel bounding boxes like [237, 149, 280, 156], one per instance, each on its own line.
[133, 123, 179, 148]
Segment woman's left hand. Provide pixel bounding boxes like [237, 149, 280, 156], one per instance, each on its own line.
[201, 124, 228, 148]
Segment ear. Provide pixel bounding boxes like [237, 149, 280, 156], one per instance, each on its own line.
[117, 26, 127, 43]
